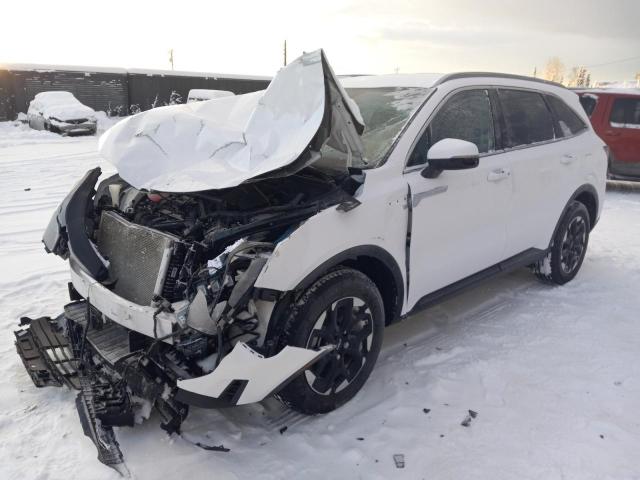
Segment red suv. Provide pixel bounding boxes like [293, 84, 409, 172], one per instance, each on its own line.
[577, 89, 640, 180]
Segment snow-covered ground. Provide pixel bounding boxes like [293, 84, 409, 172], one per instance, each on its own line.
[1, 122, 639, 480]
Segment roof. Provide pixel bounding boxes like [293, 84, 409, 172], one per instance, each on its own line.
[573, 88, 640, 96]
[0, 62, 271, 81]
[340, 72, 565, 89]
[340, 73, 444, 89]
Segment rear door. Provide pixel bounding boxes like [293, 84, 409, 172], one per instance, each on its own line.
[405, 88, 512, 307]
[602, 96, 640, 176]
[496, 88, 579, 255]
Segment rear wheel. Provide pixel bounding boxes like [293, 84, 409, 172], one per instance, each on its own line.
[276, 268, 384, 414]
[532, 201, 590, 285]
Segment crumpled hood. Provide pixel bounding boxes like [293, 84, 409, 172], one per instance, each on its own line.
[99, 49, 365, 192]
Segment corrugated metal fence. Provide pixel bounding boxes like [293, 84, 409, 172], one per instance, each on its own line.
[0, 66, 270, 121]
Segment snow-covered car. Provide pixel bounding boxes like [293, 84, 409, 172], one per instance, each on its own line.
[186, 89, 234, 103]
[15, 50, 607, 473]
[27, 91, 97, 135]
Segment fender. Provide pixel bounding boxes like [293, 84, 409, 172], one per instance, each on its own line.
[293, 244, 404, 302]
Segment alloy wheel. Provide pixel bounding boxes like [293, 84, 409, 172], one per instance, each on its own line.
[560, 216, 587, 274]
[305, 297, 374, 396]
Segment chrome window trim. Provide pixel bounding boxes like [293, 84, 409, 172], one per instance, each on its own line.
[402, 84, 588, 175]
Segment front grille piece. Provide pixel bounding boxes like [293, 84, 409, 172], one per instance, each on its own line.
[96, 211, 181, 305]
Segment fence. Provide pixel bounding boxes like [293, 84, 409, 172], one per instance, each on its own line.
[0, 64, 271, 121]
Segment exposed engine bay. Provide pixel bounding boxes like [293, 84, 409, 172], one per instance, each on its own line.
[14, 48, 368, 475]
[13, 165, 359, 474]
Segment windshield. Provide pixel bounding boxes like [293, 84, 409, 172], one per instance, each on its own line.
[345, 87, 432, 168]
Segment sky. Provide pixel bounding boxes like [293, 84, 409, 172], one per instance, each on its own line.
[1, 0, 639, 83]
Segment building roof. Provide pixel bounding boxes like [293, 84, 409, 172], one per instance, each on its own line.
[0, 62, 271, 81]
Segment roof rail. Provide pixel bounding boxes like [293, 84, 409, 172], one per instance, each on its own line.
[434, 72, 565, 89]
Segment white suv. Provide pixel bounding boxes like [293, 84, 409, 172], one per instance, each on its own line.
[16, 50, 606, 470]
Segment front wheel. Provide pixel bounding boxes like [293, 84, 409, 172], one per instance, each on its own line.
[276, 268, 385, 414]
[532, 201, 590, 285]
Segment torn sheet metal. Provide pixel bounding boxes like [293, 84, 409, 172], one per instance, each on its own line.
[99, 49, 364, 192]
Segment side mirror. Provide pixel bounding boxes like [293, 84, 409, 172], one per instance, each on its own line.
[421, 138, 480, 179]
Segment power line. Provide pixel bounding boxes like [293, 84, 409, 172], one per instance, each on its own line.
[584, 55, 640, 69]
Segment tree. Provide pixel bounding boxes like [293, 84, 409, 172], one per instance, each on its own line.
[544, 57, 565, 83]
[567, 66, 591, 87]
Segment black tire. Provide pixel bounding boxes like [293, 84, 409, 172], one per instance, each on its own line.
[532, 201, 590, 285]
[276, 268, 385, 414]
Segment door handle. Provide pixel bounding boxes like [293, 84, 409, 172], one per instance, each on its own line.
[487, 168, 511, 182]
[560, 154, 575, 165]
[604, 130, 620, 137]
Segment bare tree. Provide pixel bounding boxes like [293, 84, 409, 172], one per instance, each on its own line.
[567, 66, 591, 87]
[544, 57, 565, 84]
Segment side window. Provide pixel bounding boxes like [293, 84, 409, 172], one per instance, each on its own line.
[579, 94, 598, 118]
[407, 89, 495, 167]
[609, 98, 640, 129]
[498, 89, 555, 147]
[546, 95, 588, 137]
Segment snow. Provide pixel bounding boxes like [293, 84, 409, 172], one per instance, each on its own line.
[2, 121, 640, 479]
[576, 88, 640, 96]
[0, 62, 270, 81]
[28, 91, 96, 121]
[340, 73, 445, 89]
[187, 89, 235, 103]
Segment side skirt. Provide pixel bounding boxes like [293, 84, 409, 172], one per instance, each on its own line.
[405, 248, 546, 318]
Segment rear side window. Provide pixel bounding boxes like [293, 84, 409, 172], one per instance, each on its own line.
[407, 89, 495, 166]
[546, 95, 588, 137]
[609, 98, 640, 129]
[579, 94, 598, 117]
[498, 89, 555, 147]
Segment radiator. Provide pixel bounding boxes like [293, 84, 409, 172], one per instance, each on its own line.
[96, 211, 179, 306]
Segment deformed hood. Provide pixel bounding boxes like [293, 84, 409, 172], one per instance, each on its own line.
[99, 49, 365, 192]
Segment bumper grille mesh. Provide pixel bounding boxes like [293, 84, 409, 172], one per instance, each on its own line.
[97, 211, 178, 305]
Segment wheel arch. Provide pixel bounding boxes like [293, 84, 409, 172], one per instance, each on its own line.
[262, 245, 405, 355]
[551, 184, 599, 243]
[296, 245, 404, 326]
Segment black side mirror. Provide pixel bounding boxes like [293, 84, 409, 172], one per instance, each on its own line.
[421, 156, 479, 178]
[420, 138, 480, 179]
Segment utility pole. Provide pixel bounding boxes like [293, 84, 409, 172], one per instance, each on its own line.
[533, 66, 537, 78]
[169, 49, 174, 70]
[283, 40, 287, 66]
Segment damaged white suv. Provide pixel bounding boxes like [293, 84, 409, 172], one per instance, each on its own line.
[15, 50, 607, 472]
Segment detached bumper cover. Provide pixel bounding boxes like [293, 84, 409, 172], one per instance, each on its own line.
[176, 343, 332, 408]
[15, 301, 330, 474]
[42, 167, 109, 280]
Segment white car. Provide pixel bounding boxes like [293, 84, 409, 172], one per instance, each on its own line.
[16, 50, 606, 471]
[186, 88, 234, 103]
[27, 91, 97, 135]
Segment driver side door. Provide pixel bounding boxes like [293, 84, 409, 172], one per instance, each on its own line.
[404, 88, 513, 309]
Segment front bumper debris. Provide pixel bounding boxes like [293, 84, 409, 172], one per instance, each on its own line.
[14, 316, 79, 388]
[15, 298, 329, 475]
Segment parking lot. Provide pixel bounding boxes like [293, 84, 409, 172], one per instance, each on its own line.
[0, 122, 638, 479]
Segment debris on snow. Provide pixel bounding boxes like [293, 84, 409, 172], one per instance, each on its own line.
[461, 410, 478, 427]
